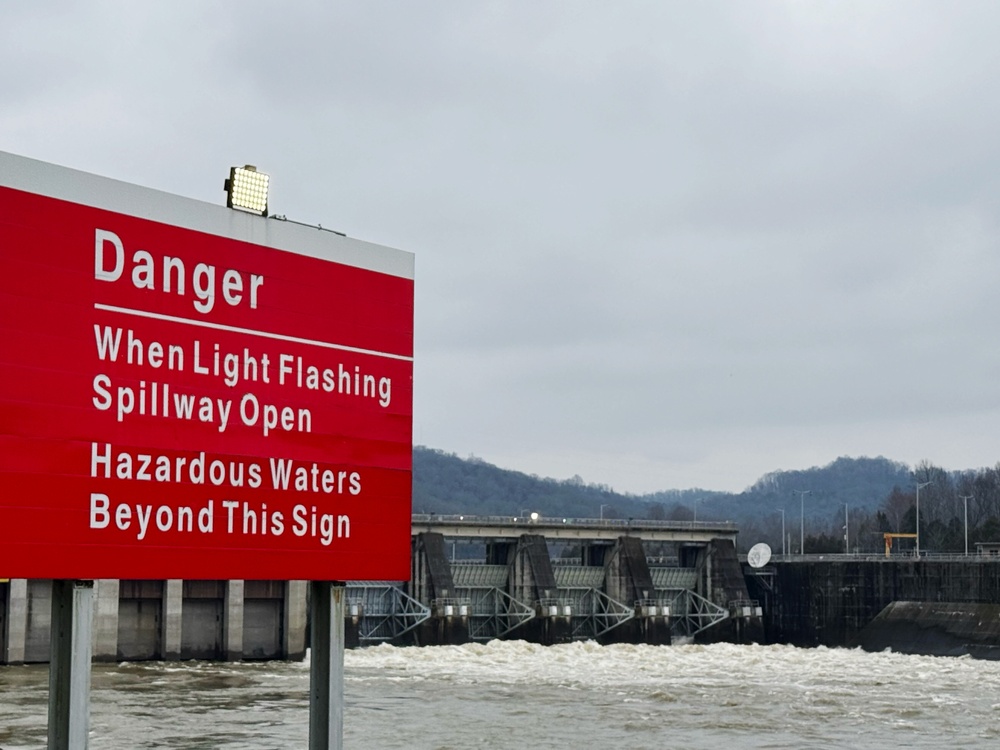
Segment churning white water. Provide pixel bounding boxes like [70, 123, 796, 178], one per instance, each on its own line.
[2, 642, 1000, 748]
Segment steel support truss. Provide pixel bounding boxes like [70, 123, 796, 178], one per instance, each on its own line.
[568, 588, 634, 639]
[464, 587, 535, 641]
[660, 588, 728, 637]
[345, 582, 430, 644]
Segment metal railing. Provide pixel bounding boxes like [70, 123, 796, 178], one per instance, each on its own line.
[766, 553, 1000, 563]
[728, 599, 762, 618]
[431, 597, 471, 617]
[634, 598, 671, 617]
[412, 512, 737, 531]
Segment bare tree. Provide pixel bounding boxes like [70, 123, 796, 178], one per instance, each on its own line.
[882, 486, 913, 531]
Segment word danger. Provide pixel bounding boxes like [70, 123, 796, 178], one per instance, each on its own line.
[89, 495, 350, 547]
[94, 228, 264, 314]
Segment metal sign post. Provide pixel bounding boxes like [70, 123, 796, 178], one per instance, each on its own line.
[48, 580, 94, 750]
[309, 581, 346, 750]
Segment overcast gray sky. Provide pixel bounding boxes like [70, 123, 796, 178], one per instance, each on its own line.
[4, 1, 1000, 493]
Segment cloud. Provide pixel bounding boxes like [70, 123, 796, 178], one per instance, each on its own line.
[5, 1, 1000, 492]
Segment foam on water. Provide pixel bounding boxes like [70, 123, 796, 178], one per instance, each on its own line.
[3, 642, 1000, 748]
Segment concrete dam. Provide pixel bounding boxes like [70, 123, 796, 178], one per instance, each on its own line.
[4, 514, 1000, 663]
[747, 555, 1000, 658]
[1, 515, 754, 663]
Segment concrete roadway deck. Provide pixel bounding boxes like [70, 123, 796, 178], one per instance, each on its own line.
[411, 514, 738, 543]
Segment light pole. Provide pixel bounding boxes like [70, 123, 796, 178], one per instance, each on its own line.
[960, 495, 973, 556]
[776, 508, 786, 556]
[844, 503, 849, 554]
[600, 504, 610, 521]
[694, 498, 705, 523]
[794, 490, 811, 555]
[915, 481, 931, 557]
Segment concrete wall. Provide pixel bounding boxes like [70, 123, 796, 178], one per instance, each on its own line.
[0, 579, 308, 665]
[117, 580, 163, 660]
[24, 579, 51, 662]
[243, 580, 284, 660]
[93, 579, 120, 662]
[283, 581, 308, 660]
[751, 559, 1000, 648]
[0, 581, 6, 658]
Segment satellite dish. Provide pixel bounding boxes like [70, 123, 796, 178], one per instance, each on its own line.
[747, 543, 772, 568]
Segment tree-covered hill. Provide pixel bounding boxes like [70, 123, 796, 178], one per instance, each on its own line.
[413, 447, 650, 519]
[686, 455, 913, 523]
[414, 447, 910, 522]
[412, 447, 1000, 553]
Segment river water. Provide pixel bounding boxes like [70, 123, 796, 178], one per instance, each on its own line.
[2, 641, 999, 749]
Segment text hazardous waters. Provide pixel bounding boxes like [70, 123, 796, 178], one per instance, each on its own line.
[0, 152, 414, 580]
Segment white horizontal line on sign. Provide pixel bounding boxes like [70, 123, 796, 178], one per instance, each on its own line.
[95, 303, 413, 362]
